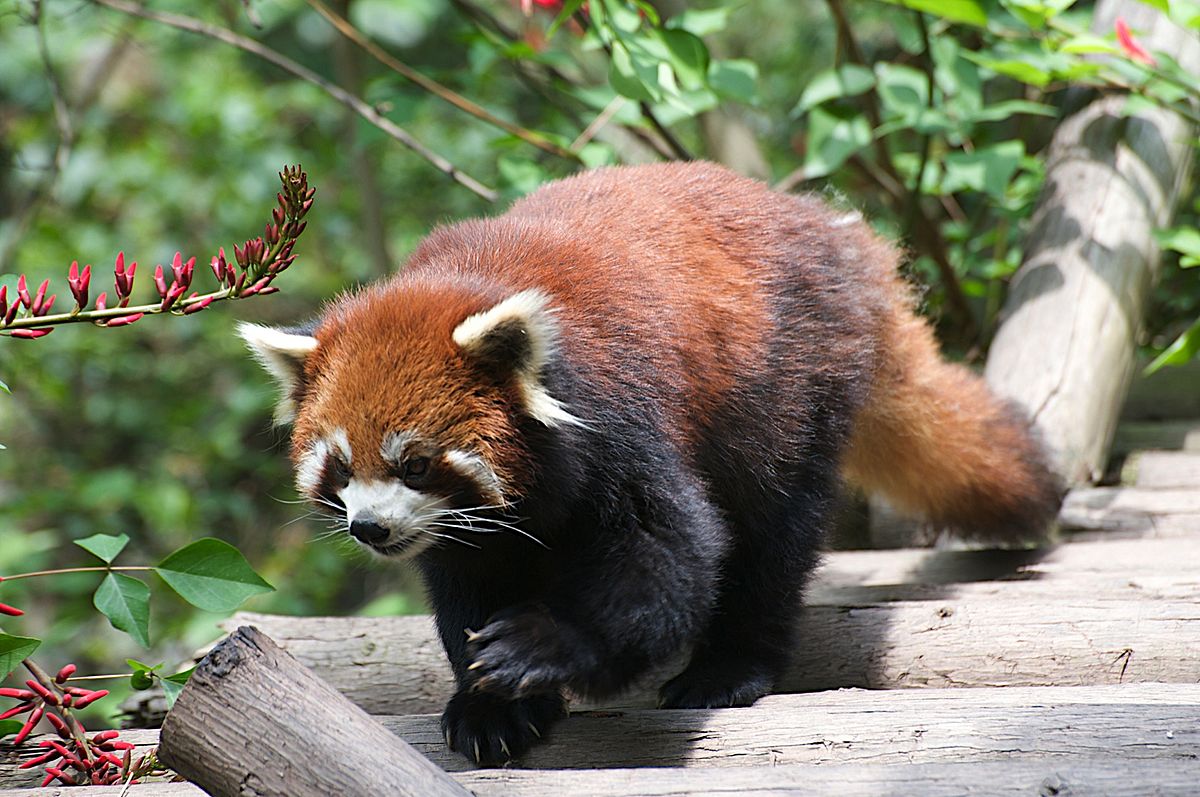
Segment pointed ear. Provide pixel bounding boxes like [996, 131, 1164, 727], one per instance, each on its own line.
[452, 290, 583, 428]
[238, 322, 319, 424]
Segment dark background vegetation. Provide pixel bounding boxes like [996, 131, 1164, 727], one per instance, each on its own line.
[1, 0, 1196, 722]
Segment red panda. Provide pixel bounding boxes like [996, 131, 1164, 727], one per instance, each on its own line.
[241, 161, 1061, 766]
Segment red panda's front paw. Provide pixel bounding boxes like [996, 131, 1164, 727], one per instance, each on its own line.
[465, 605, 580, 699]
[441, 690, 567, 767]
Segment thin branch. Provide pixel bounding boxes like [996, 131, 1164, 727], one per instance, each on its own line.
[305, 0, 579, 162]
[90, 0, 498, 203]
[570, 95, 626, 152]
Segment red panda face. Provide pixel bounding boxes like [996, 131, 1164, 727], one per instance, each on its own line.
[240, 283, 580, 558]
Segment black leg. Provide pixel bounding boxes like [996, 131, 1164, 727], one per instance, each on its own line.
[659, 477, 830, 709]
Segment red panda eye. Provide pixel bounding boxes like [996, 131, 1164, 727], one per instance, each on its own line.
[329, 456, 352, 487]
[403, 456, 430, 484]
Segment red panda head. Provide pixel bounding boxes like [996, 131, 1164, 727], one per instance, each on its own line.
[239, 279, 582, 558]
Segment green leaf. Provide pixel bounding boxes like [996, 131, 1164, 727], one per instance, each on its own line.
[660, 29, 710, 90]
[793, 64, 875, 116]
[154, 538, 273, 613]
[1058, 33, 1119, 55]
[130, 669, 154, 690]
[877, 0, 988, 27]
[967, 99, 1058, 123]
[0, 634, 40, 680]
[1156, 227, 1200, 267]
[1145, 317, 1200, 374]
[708, 59, 758, 103]
[608, 41, 657, 102]
[803, 106, 873, 180]
[669, 7, 731, 37]
[0, 379, 9, 394]
[0, 719, 24, 738]
[941, 141, 1026, 199]
[161, 667, 195, 710]
[74, 533, 130, 564]
[94, 572, 151, 648]
[963, 53, 1052, 87]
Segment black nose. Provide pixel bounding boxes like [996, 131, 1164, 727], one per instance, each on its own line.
[349, 520, 390, 545]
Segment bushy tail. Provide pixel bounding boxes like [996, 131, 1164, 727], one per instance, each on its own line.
[842, 307, 1063, 542]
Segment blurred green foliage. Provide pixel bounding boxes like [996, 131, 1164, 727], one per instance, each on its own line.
[0, 0, 1197, 721]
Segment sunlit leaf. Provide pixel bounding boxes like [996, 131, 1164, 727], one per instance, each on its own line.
[1145, 317, 1200, 374]
[877, 0, 988, 27]
[793, 64, 875, 115]
[161, 667, 195, 709]
[154, 538, 273, 613]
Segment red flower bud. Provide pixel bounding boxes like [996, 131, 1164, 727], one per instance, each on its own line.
[0, 285, 7, 323]
[61, 693, 73, 707]
[28, 278, 48, 316]
[70, 689, 109, 709]
[68, 262, 91, 309]
[8, 329, 53, 339]
[183, 295, 215, 314]
[0, 687, 36, 699]
[1115, 17, 1156, 66]
[37, 294, 55, 317]
[162, 283, 186, 311]
[14, 705, 44, 743]
[92, 730, 120, 743]
[26, 679, 57, 703]
[94, 292, 107, 312]
[55, 664, 76, 683]
[153, 265, 168, 299]
[0, 601, 25, 616]
[272, 206, 285, 226]
[0, 702, 34, 720]
[17, 750, 55, 769]
[17, 275, 31, 309]
[44, 766, 76, 786]
[45, 711, 70, 738]
[40, 772, 55, 788]
[104, 313, 144, 328]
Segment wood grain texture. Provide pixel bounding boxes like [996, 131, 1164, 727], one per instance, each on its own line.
[5, 758, 1200, 797]
[5, 684, 1197, 789]
[156, 627, 469, 797]
[1059, 486, 1200, 534]
[1129, 451, 1200, 488]
[983, 0, 1200, 485]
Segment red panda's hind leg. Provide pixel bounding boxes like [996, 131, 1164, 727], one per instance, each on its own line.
[658, 467, 832, 709]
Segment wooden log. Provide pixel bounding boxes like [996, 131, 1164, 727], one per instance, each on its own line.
[4, 684, 1196, 788]
[156, 626, 469, 797]
[983, 0, 1200, 485]
[4, 758, 1200, 797]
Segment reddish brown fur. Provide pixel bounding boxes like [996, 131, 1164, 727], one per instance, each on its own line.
[295, 161, 1058, 539]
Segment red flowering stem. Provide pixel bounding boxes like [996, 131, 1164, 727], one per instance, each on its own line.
[23, 659, 95, 768]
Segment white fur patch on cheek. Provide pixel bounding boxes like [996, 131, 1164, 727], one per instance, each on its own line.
[444, 450, 506, 505]
[295, 429, 352, 495]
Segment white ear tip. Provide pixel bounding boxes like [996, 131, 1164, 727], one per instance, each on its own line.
[238, 323, 319, 357]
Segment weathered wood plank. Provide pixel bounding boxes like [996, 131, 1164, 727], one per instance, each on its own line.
[1059, 486, 1200, 533]
[4, 684, 1196, 789]
[983, 0, 1200, 485]
[187, 586, 1200, 716]
[5, 758, 1200, 797]
[1128, 451, 1200, 488]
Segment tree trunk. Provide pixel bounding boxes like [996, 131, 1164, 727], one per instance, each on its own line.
[984, 0, 1200, 484]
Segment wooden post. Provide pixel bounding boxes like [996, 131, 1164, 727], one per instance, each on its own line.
[157, 626, 470, 797]
[984, 0, 1200, 485]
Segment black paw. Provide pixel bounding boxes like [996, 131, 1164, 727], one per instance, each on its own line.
[465, 606, 579, 699]
[657, 660, 774, 709]
[441, 689, 568, 767]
